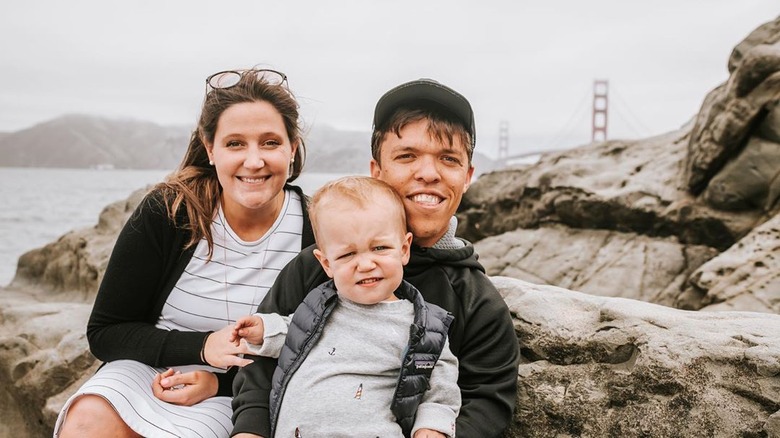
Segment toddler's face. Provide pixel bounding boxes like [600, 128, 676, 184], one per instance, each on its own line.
[313, 203, 411, 305]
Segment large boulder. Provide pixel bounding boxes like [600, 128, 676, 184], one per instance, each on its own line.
[10, 186, 149, 302]
[687, 17, 780, 194]
[475, 225, 718, 307]
[0, 288, 97, 437]
[495, 277, 780, 437]
[459, 127, 759, 251]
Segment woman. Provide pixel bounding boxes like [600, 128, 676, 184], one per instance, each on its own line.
[55, 68, 314, 438]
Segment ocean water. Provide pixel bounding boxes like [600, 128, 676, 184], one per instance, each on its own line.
[0, 168, 350, 287]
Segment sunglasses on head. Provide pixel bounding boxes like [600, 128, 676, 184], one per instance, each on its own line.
[205, 69, 288, 90]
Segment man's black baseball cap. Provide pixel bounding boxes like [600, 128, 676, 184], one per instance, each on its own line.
[373, 78, 476, 148]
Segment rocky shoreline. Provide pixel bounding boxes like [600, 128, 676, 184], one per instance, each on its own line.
[3, 15, 780, 438]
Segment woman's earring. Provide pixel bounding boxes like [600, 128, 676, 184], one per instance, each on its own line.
[209, 160, 214, 166]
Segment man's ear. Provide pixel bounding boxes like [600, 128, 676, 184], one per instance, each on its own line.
[313, 248, 334, 279]
[400, 232, 413, 265]
[370, 159, 381, 178]
[464, 165, 475, 191]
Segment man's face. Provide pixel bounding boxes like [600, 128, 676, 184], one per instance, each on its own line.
[370, 119, 474, 247]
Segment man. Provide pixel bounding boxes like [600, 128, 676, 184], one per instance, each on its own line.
[232, 79, 520, 438]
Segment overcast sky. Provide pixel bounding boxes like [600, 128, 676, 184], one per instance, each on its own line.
[1, 1, 777, 158]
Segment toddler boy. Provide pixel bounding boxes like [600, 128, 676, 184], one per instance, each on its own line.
[232, 176, 460, 438]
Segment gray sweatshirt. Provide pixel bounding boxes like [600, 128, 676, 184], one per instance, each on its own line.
[258, 296, 460, 437]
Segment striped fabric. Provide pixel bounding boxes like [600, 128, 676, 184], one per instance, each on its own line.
[158, 190, 304, 330]
[56, 360, 233, 438]
[54, 190, 303, 438]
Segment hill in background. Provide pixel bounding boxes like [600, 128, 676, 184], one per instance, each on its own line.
[0, 114, 498, 175]
[0, 114, 188, 170]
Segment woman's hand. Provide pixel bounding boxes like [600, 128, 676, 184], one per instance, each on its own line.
[203, 325, 254, 368]
[152, 369, 219, 406]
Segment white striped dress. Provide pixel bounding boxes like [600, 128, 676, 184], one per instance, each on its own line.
[54, 189, 303, 438]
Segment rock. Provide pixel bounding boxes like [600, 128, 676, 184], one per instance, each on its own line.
[683, 212, 780, 313]
[459, 127, 762, 252]
[0, 186, 149, 435]
[493, 276, 780, 437]
[729, 16, 780, 73]
[703, 136, 780, 210]
[0, 288, 96, 437]
[758, 100, 780, 143]
[475, 225, 718, 307]
[10, 186, 150, 302]
[687, 17, 780, 194]
[461, 130, 689, 241]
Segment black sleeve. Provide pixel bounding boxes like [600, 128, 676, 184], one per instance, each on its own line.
[256, 245, 327, 315]
[231, 355, 277, 437]
[231, 245, 329, 436]
[455, 273, 520, 437]
[86, 193, 207, 368]
[215, 367, 239, 397]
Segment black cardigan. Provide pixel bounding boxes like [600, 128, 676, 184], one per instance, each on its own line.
[86, 185, 314, 396]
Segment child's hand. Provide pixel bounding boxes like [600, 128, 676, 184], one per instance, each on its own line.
[231, 315, 265, 346]
[413, 429, 447, 438]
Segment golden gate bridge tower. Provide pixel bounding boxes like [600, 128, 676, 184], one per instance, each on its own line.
[592, 79, 608, 142]
[498, 78, 650, 166]
[498, 120, 509, 160]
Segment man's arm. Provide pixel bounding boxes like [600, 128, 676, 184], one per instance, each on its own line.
[412, 338, 460, 437]
[231, 355, 276, 437]
[456, 273, 520, 437]
[231, 246, 329, 437]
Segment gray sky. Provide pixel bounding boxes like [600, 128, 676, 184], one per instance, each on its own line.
[1, 1, 777, 158]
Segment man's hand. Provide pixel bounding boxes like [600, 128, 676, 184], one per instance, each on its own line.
[152, 369, 218, 406]
[230, 315, 265, 346]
